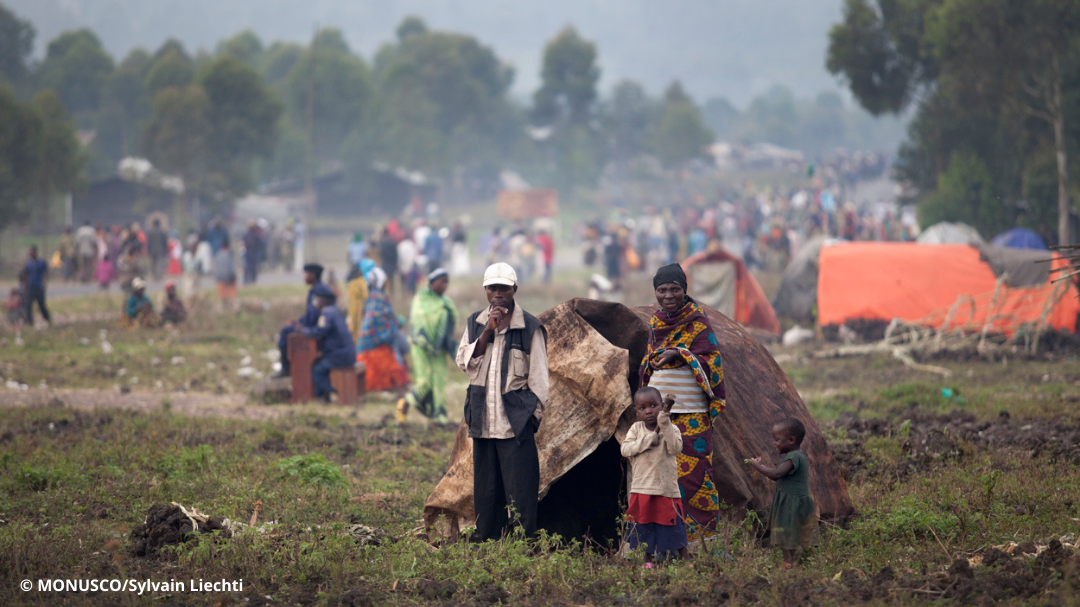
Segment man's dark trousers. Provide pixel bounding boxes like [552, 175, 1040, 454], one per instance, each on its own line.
[472, 426, 539, 541]
[24, 287, 50, 324]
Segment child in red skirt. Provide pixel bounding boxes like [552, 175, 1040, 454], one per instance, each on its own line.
[621, 386, 689, 563]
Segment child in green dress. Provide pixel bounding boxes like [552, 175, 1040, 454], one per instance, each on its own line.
[750, 418, 817, 568]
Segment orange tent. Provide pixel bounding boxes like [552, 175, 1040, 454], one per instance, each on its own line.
[818, 242, 1079, 335]
[682, 248, 781, 335]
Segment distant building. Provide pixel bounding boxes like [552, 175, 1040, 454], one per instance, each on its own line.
[72, 158, 185, 227]
[253, 163, 436, 218]
[72, 176, 181, 228]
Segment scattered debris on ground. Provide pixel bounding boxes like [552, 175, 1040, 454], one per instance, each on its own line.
[130, 502, 233, 557]
[251, 377, 292, 404]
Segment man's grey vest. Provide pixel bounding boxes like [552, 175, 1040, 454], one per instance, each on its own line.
[464, 308, 544, 441]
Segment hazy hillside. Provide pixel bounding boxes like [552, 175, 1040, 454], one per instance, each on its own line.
[8, 0, 845, 106]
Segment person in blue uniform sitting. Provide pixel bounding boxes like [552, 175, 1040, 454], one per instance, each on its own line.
[301, 283, 357, 401]
[274, 263, 326, 378]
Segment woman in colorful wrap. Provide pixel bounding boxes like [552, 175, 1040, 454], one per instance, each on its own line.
[639, 262, 726, 544]
[396, 268, 457, 424]
[355, 266, 408, 392]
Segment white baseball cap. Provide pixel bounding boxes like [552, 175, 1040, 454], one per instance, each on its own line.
[482, 262, 517, 287]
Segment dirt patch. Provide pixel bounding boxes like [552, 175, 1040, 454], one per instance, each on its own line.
[815, 545, 1079, 604]
[0, 388, 418, 426]
[827, 408, 1080, 481]
[415, 579, 458, 601]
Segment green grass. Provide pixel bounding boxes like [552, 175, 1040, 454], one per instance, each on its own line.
[1, 402, 1076, 606]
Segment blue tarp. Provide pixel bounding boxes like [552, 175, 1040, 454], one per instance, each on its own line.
[991, 228, 1047, 250]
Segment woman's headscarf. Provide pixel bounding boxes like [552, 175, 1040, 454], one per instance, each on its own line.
[653, 262, 688, 290]
[366, 266, 387, 290]
[427, 267, 448, 283]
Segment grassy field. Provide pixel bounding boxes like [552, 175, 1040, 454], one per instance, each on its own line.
[1, 280, 1079, 606]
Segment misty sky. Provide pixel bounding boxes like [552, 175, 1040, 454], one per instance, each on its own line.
[9, 0, 847, 107]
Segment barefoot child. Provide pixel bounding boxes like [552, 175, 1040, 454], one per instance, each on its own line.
[621, 387, 689, 563]
[750, 418, 817, 569]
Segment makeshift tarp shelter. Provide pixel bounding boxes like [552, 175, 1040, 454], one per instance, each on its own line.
[682, 248, 781, 335]
[916, 222, 985, 245]
[774, 236, 1062, 322]
[771, 236, 837, 321]
[817, 243, 1079, 336]
[992, 228, 1048, 250]
[423, 299, 853, 542]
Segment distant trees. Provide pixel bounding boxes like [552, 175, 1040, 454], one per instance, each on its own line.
[533, 27, 600, 126]
[0, 3, 33, 88]
[0, 87, 44, 230]
[284, 28, 373, 170]
[0, 8, 85, 232]
[827, 0, 1080, 244]
[368, 17, 518, 183]
[143, 55, 281, 210]
[0, 87, 84, 231]
[604, 80, 660, 165]
[652, 82, 714, 168]
[36, 29, 114, 115]
[0, 2, 818, 217]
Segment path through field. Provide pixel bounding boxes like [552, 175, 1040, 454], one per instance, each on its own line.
[0, 388, 411, 424]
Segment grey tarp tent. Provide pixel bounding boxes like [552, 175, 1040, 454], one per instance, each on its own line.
[975, 244, 1053, 287]
[916, 222, 985, 245]
[772, 236, 833, 320]
[423, 299, 853, 542]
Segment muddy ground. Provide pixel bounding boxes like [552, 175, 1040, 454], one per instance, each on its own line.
[828, 407, 1080, 484]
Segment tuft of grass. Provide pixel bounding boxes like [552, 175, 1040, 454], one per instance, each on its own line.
[276, 453, 347, 487]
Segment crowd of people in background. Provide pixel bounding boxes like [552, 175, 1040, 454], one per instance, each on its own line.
[575, 180, 916, 294]
[7, 214, 307, 330]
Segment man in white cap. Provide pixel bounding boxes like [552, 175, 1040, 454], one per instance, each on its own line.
[456, 262, 548, 541]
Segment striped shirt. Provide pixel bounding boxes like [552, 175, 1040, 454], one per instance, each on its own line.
[647, 365, 707, 413]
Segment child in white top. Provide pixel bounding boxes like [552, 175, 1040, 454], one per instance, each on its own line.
[621, 387, 688, 563]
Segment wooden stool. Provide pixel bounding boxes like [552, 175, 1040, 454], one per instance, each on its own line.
[330, 368, 358, 405]
[329, 362, 367, 405]
[287, 333, 318, 403]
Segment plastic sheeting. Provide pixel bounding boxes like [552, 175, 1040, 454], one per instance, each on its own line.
[818, 243, 1078, 335]
[682, 248, 781, 335]
[916, 222, 985, 246]
[991, 228, 1047, 250]
[772, 236, 832, 320]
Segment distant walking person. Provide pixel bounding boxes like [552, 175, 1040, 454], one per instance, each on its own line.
[147, 219, 169, 280]
[379, 227, 399, 293]
[75, 221, 98, 283]
[397, 268, 457, 424]
[58, 226, 77, 281]
[214, 242, 238, 311]
[22, 246, 51, 326]
[243, 220, 262, 284]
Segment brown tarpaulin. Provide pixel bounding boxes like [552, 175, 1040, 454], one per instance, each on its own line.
[423, 299, 853, 536]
